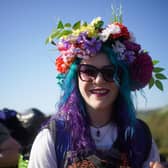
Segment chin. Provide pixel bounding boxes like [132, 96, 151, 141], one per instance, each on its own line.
[90, 102, 111, 111]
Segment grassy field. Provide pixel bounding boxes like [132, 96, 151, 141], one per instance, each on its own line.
[138, 105, 168, 161]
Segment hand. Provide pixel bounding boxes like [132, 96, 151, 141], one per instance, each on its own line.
[150, 161, 164, 168]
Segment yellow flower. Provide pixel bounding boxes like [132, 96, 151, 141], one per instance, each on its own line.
[72, 25, 97, 37]
[72, 28, 81, 36]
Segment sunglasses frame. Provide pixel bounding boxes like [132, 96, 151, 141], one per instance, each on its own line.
[78, 64, 117, 82]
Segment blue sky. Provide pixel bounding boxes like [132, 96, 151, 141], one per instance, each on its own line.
[0, 0, 168, 114]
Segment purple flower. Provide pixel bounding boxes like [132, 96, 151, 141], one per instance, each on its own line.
[61, 39, 71, 49]
[76, 32, 102, 56]
[83, 37, 102, 55]
[123, 40, 141, 52]
[124, 50, 136, 63]
[76, 32, 88, 43]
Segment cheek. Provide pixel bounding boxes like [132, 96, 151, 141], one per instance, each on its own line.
[78, 78, 89, 99]
[109, 84, 119, 100]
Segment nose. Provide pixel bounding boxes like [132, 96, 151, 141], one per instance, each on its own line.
[94, 72, 105, 84]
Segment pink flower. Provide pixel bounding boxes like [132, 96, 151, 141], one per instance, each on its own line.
[57, 41, 70, 51]
[130, 52, 153, 90]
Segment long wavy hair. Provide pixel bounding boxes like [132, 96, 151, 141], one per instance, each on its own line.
[52, 43, 136, 153]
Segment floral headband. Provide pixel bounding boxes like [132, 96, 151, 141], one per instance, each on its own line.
[46, 16, 166, 91]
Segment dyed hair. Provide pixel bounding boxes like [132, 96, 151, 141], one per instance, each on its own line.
[53, 44, 136, 153]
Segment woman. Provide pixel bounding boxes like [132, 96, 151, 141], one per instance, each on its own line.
[28, 16, 165, 168]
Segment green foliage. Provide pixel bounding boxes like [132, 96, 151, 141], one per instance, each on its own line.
[94, 20, 104, 29]
[45, 20, 76, 45]
[138, 106, 168, 160]
[153, 67, 165, 73]
[72, 21, 81, 30]
[155, 80, 163, 91]
[64, 23, 71, 28]
[149, 60, 167, 91]
[111, 4, 123, 23]
[57, 20, 64, 29]
[153, 60, 160, 65]
[18, 154, 28, 168]
[155, 73, 167, 80]
[149, 77, 155, 89]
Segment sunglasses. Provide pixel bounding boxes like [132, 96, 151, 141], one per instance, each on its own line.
[78, 64, 117, 82]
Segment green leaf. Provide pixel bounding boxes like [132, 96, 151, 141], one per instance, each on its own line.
[45, 37, 50, 44]
[45, 30, 62, 44]
[83, 21, 87, 26]
[149, 77, 155, 89]
[153, 67, 165, 73]
[57, 20, 64, 29]
[72, 21, 81, 30]
[155, 80, 163, 91]
[57, 30, 72, 38]
[114, 15, 117, 22]
[51, 30, 61, 39]
[64, 23, 71, 27]
[155, 73, 167, 80]
[45, 36, 53, 44]
[95, 21, 104, 29]
[143, 49, 148, 53]
[152, 60, 160, 65]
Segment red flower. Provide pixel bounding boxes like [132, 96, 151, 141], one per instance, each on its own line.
[55, 56, 69, 73]
[55, 56, 75, 73]
[110, 22, 130, 40]
[130, 52, 153, 90]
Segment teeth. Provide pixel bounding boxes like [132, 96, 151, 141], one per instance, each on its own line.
[92, 90, 107, 94]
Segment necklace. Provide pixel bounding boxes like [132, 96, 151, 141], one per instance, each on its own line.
[96, 129, 100, 137]
[90, 123, 112, 142]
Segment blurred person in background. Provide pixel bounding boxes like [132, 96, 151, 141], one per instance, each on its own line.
[0, 123, 20, 168]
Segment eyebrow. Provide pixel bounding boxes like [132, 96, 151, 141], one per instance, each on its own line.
[79, 64, 114, 69]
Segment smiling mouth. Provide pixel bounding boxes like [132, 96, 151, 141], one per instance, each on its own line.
[89, 88, 109, 96]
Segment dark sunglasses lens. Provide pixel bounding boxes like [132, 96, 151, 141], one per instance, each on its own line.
[102, 67, 115, 82]
[79, 65, 97, 81]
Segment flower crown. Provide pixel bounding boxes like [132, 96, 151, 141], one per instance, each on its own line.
[46, 15, 166, 91]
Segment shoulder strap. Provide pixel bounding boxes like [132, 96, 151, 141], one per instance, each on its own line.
[47, 119, 70, 168]
[130, 119, 152, 168]
[47, 119, 57, 145]
[112, 119, 152, 168]
[133, 118, 152, 158]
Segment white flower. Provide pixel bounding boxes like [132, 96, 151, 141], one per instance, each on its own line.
[91, 17, 102, 26]
[99, 30, 110, 41]
[107, 24, 121, 34]
[99, 24, 121, 42]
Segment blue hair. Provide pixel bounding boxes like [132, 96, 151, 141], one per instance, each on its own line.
[58, 60, 79, 107]
[101, 45, 136, 138]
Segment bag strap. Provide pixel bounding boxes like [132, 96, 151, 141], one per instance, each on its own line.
[47, 119, 57, 145]
[112, 119, 152, 168]
[135, 118, 152, 161]
[47, 119, 69, 168]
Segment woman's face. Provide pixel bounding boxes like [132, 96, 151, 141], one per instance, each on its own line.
[78, 52, 119, 112]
